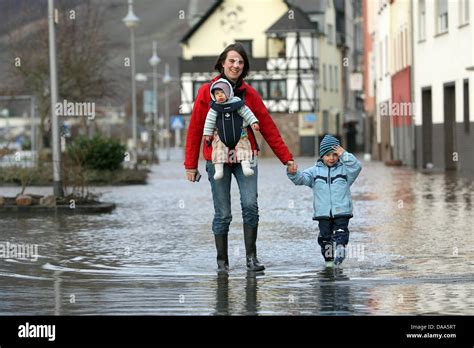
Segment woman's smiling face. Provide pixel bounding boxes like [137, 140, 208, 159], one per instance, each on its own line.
[222, 50, 244, 82]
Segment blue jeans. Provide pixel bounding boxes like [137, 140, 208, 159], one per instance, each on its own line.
[206, 160, 259, 236]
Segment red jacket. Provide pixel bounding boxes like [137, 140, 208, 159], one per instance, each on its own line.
[184, 75, 293, 169]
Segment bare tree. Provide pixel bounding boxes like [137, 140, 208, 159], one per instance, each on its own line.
[6, 0, 119, 153]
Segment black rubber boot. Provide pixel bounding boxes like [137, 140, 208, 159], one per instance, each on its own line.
[243, 224, 265, 271]
[214, 234, 229, 272]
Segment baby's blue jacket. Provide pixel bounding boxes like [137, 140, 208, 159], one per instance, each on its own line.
[287, 151, 362, 220]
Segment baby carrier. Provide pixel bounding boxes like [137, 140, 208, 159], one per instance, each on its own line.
[210, 98, 245, 149]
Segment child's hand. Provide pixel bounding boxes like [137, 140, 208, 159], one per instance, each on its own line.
[204, 135, 212, 146]
[333, 145, 345, 157]
[252, 123, 260, 132]
[286, 160, 298, 174]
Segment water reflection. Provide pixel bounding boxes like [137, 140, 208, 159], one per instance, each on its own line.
[314, 268, 352, 315]
[214, 271, 261, 315]
[214, 273, 229, 315]
[244, 272, 260, 315]
[443, 172, 458, 203]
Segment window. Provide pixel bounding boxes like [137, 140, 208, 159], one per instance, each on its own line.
[354, 22, 362, 51]
[327, 24, 333, 44]
[401, 30, 404, 68]
[398, 33, 401, 69]
[335, 66, 338, 92]
[379, 41, 383, 80]
[464, 79, 470, 133]
[460, 0, 470, 25]
[329, 65, 333, 92]
[405, 28, 409, 65]
[193, 81, 205, 99]
[419, 0, 426, 40]
[393, 36, 397, 71]
[268, 37, 286, 58]
[437, 0, 448, 34]
[323, 64, 327, 91]
[249, 80, 268, 99]
[323, 110, 329, 133]
[238, 40, 253, 57]
[465, 0, 470, 23]
[269, 80, 286, 100]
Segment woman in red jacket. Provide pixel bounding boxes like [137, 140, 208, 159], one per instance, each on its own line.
[185, 43, 296, 272]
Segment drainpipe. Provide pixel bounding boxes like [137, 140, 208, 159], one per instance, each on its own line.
[409, 0, 416, 169]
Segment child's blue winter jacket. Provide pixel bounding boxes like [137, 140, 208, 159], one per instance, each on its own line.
[287, 151, 362, 220]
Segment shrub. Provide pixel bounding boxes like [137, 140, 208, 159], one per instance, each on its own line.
[67, 136, 126, 171]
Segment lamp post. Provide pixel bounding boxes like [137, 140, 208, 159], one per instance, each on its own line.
[48, 0, 63, 197]
[148, 41, 160, 164]
[123, 0, 140, 166]
[163, 63, 171, 161]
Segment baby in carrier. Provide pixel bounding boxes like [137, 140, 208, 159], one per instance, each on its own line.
[203, 78, 260, 180]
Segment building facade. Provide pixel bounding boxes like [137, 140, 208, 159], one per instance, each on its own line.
[375, 0, 393, 162]
[412, 0, 474, 174]
[390, 0, 414, 167]
[318, 0, 344, 149]
[337, 0, 365, 153]
[363, 0, 378, 157]
[179, 0, 330, 158]
[364, 0, 474, 175]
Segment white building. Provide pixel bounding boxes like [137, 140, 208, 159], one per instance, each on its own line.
[412, 0, 474, 174]
[179, 0, 322, 156]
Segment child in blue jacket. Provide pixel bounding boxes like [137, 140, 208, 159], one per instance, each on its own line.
[287, 134, 362, 267]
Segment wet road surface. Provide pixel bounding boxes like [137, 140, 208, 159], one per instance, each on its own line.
[0, 156, 473, 315]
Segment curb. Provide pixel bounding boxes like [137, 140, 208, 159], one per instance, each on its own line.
[0, 202, 116, 214]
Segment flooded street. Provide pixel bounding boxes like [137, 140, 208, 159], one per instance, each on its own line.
[0, 156, 473, 315]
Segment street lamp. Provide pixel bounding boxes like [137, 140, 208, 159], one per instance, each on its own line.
[148, 41, 160, 164]
[48, 0, 63, 197]
[162, 63, 172, 161]
[123, 0, 139, 166]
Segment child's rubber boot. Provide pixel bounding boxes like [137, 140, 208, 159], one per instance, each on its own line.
[214, 163, 224, 180]
[334, 245, 346, 266]
[241, 161, 254, 177]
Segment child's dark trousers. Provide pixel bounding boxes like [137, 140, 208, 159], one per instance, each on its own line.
[317, 217, 350, 261]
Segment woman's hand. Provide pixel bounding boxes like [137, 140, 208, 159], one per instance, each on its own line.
[286, 160, 298, 174]
[186, 169, 199, 182]
[252, 123, 260, 132]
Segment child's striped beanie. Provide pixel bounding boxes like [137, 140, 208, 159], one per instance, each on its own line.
[319, 134, 340, 157]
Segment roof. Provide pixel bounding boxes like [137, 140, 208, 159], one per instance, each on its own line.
[181, 0, 318, 43]
[266, 3, 317, 34]
[284, 0, 326, 14]
[181, 0, 223, 44]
